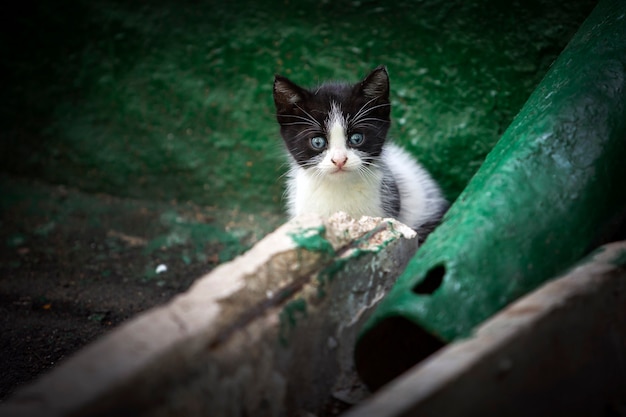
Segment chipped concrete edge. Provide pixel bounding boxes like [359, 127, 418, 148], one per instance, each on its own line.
[0, 213, 419, 417]
[344, 241, 626, 417]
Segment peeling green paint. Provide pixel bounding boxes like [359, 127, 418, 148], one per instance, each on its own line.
[288, 227, 335, 256]
[316, 258, 349, 300]
[285, 222, 399, 325]
[316, 224, 397, 298]
[279, 297, 308, 346]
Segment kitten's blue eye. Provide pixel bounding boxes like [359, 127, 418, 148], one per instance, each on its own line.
[310, 136, 327, 150]
[348, 133, 364, 146]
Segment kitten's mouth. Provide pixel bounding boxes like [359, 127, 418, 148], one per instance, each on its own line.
[321, 168, 347, 177]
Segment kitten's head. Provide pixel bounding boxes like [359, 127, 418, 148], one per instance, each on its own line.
[273, 66, 391, 179]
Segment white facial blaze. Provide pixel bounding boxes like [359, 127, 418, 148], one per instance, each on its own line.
[325, 102, 348, 168]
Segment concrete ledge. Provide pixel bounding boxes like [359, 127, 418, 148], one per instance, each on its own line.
[0, 213, 418, 417]
[345, 241, 626, 417]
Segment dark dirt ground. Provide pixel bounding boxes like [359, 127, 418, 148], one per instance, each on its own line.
[0, 176, 284, 401]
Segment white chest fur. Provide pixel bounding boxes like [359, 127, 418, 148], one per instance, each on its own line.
[284, 143, 446, 231]
[286, 165, 385, 220]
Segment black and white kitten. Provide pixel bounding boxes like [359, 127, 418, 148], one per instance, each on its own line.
[273, 66, 448, 239]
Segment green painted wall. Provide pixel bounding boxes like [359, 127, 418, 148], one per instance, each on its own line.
[2, 0, 596, 213]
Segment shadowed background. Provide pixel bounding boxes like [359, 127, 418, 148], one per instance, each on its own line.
[0, 0, 596, 401]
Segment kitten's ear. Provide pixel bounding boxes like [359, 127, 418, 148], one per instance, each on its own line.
[358, 66, 390, 100]
[273, 75, 308, 111]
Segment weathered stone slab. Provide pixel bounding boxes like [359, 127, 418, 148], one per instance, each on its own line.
[345, 241, 626, 417]
[0, 213, 418, 417]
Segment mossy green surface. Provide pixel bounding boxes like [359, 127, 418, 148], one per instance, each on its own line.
[2, 0, 596, 212]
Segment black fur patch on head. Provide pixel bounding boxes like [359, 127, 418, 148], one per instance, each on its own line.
[273, 66, 391, 167]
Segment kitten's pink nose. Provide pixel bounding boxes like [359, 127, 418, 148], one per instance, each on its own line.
[332, 155, 348, 169]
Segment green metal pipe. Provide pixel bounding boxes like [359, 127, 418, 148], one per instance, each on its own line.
[355, 0, 626, 390]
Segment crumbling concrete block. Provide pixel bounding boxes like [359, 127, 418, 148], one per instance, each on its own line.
[1, 213, 418, 417]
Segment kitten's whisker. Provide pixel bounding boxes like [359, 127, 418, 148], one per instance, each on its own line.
[352, 123, 382, 131]
[359, 102, 391, 113]
[277, 114, 313, 121]
[293, 127, 323, 140]
[278, 114, 322, 129]
[352, 102, 391, 121]
[294, 104, 322, 128]
[281, 121, 318, 127]
[362, 159, 381, 168]
[355, 117, 389, 123]
[356, 167, 380, 187]
[350, 96, 381, 123]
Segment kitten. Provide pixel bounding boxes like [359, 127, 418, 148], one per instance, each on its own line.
[273, 66, 448, 240]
